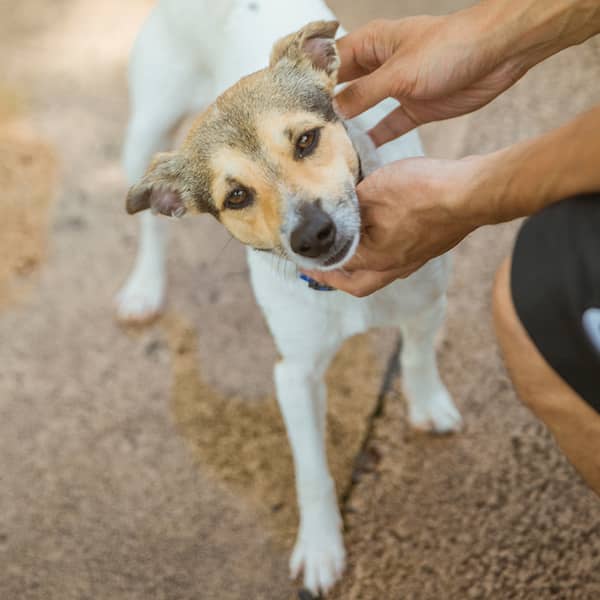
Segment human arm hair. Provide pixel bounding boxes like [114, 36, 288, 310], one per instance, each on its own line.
[334, 0, 600, 145]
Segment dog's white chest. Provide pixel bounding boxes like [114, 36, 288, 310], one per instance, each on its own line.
[121, 3, 459, 594]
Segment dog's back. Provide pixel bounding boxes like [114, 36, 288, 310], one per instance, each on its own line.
[145, 0, 339, 94]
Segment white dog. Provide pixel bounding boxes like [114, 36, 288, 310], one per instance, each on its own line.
[116, 0, 462, 595]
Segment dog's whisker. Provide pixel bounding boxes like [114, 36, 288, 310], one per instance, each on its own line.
[274, 249, 284, 278]
[278, 252, 286, 279]
[213, 234, 235, 265]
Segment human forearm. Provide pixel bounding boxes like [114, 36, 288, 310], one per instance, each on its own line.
[467, 0, 600, 71]
[309, 0, 600, 296]
[469, 104, 600, 225]
[335, 0, 600, 144]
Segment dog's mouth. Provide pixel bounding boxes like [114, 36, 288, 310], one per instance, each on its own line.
[311, 231, 359, 271]
[277, 187, 361, 271]
[323, 238, 353, 267]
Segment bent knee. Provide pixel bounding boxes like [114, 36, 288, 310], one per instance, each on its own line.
[492, 258, 519, 349]
[492, 256, 558, 414]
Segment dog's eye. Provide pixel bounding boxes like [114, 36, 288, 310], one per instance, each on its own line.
[224, 187, 253, 210]
[295, 128, 320, 159]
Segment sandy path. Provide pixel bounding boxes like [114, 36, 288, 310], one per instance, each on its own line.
[1, 1, 599, 599]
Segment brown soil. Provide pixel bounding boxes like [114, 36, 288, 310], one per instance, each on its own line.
[0, 88, 57, 307]
[1, 1, 599, 599]
[163, 313, 386, 546]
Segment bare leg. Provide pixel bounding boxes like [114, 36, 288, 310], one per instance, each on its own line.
[493, 258, 600, 494]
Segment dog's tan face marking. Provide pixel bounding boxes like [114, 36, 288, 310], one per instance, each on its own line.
[126, 20, 362, 269]
[256, 111, 359, 202]
[209, 146, 282, 249]
[207, 111, 359, 251]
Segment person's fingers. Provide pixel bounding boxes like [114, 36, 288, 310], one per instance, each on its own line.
[336, 20, 392, 83]
[368, 104, 419, 147]
[301, 268, 351, 289]
[302, 268, 406, 297]
[334, 67, 395, 119]
[336, 34, 372, 83]
[343, 244, 397, 272]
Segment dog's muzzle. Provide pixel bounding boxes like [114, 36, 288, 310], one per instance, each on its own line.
[289, 142, 364, 261]
[290, 202, 336, 258]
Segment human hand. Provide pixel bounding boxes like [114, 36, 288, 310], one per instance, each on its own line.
[305, 101, 600, 297]
[334, 5, 563, 146]
[304, 156, 484, 296]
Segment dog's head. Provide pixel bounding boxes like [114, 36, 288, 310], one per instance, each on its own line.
[126, 21, 363, 271]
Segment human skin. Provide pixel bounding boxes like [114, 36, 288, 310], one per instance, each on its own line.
[306, 104, 600, 296]
[493, 258, 600, 497]
[304, 0, 600, 296]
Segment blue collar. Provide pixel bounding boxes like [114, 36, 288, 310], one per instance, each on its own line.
[299, 273, 335, 292]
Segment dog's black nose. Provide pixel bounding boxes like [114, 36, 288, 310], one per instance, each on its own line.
[290, 202, 336, 258]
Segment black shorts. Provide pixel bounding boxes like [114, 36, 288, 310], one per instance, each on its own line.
[511, 194, 600, 413]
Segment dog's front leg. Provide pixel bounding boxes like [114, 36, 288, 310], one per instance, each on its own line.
[274, 358, 345, 596]
[401, 295, 462, 432]
[115, 9, 214, 324]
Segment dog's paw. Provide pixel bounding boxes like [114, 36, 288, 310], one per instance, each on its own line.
[408, 387, 463, 434]
[115, 266, 165, 325]
[290, 524, 346, 596]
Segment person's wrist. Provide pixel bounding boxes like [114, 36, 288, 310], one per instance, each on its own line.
[455, 1, 521, 64]
[469, 141, 551, 225]
[443, 155, 499, 232]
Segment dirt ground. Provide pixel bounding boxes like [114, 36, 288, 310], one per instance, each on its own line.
[1, 1, 599, 599]
[0, 87, 56, 308]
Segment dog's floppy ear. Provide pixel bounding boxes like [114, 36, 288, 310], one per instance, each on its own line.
[270, 20, 340, 87]
[126, 152, 205, 217]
